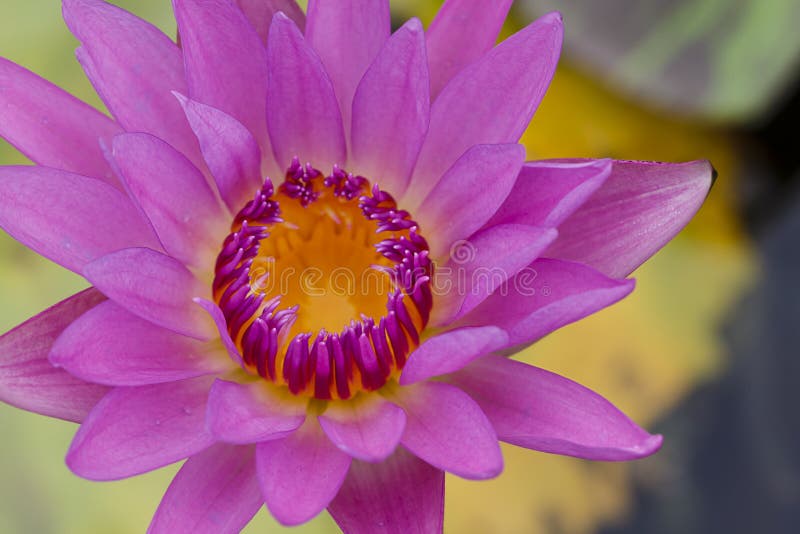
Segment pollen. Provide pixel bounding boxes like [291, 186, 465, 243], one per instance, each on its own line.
[213, 158, 433, 400]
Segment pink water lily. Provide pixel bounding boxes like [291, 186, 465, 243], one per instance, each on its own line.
[0, 0, 713, 532]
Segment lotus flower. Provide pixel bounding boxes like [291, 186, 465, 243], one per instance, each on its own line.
[0, 0, 714, 532]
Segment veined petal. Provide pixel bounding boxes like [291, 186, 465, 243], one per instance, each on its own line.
[50, 301, 232, 387]
[62, 0, 203, 168]
[173, 0, 270, 153]
[458, 258, 635, 348]
[392, 381, 502, 480]
[257, 418, 352, 526]
[83, 248, 215, 340]
[0, 166, 160, 274]
[176, 95, 266, 212]
[0, 288, 109, 423]
[415, 144, 524, 257]
[406, 12, 562, 203]
[328, 447, 444, 534]
[111, 132, 227, 268]
[148, 444, 262, 534]
[306, 0, 390, 135]
[400, 326, 508, 385]
[487, 159, 613, 228]
[350, 18, 430, 197]
[432, 224, 558, 325]
[206, 379, 306, 444]
[546, 159, 716, 278]
[66, 376, 215, 481]
[450, 355, 664, 460]
[426, 0, 514, 98]
[0, 58, 121, 184]
[319, 394, 406, 462]
[267, 13, 346, 170]
[234, 0, 306, 43]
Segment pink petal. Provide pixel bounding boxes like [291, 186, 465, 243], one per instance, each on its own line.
[66, 376, 215, 481]
[148, 444, 262, 534]
[176, 94, 266, 211]
[63, 0, 203, 168]
[318, 395, 406, 462]
[450, 355, 664, 460]
[393, 381, 502, 480]
[257, 419, 352, 525]
[400, 326, 508, 385]
[328, 447, 444, 534]
[432, 224, 558, 325]
[234, 0, 306, 43]
[83, 248, 214, 340]
[415, 144, 525, 257]
[173, 0, 270, 154]
[0, 58, 121, 184]
[546, 159, 716, 278]
[405, 12, 562, 203]
[267, 13, 346, 170]
[0, 166, 159, 274]
[457, 258, 635, 348]
[206, 379, 306, 444]
[306, 0, 390, 136]
[50, 301, 231, 387]
[111, 132, 226, 268]
[426, 0, 514, 99]
[194, 298, 245, 367]
[487, 159, 613, 228]
[350, 18, 430, 197]
[0, 288, 109, 423]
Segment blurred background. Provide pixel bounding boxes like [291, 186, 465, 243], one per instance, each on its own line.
[0, 0, 798, 532]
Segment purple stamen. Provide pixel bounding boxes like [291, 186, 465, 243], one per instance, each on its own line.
[330, 335, 351, 400]
[371, 318, 393, 378]
[280, 157, 321, 206]
[325, 165, 369, 200]
[234, 182, 282, 226]
[385, 311, 409, 367]
[212, 160, 434, 399]
[313, 341, 333, 400]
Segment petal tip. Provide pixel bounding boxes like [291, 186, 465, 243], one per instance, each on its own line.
[46, 347, 66, 369]
[271, 10, 292, 26]
[623, 277, 637, 290]
[542, 10, 564, 26]
[466, 445, 505, 481]
[171, 90, 189, 107]
[271, 509, 314, 528]
[636, 433, 664, 458]
[697, 159, 717, 191]
[64, 448, 82, 474]
[64, 442, 102, 481]
[403, 17, 424, 33]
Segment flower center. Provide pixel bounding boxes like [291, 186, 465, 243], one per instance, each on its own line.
[213, 158, 433, 399]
